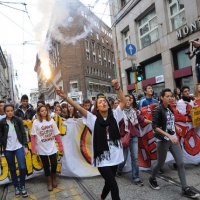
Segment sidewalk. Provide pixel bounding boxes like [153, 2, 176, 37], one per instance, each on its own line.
[4, 175, 91, 200]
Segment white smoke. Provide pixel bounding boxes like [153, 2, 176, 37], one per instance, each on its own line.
[35, 0, 94, 77]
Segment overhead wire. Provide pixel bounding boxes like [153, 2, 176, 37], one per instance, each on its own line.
[24, 2, 41, 41]
[0, 2, 26, 12]
[0, 11, 37, 39]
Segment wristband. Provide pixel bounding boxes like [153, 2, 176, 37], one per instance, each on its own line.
[115, 86, 120, 91]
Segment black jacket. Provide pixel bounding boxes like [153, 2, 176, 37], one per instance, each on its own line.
[15, 104, 36, 120]
[0, 116, 28, 154]
[152, 104, 174, 140]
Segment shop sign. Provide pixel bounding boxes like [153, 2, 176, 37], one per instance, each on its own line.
[155, 75, 164, 83]
[176, 19, 200, 40]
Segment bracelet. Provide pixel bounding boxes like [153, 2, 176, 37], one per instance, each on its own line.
[115, 86, 120, 91]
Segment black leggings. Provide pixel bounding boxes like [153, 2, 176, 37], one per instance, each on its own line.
[98, 165, 120, 200]
[39, 153, 57, 177]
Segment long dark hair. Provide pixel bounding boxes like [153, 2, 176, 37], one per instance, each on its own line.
[36, 105, 51, 122]
[67, 103, 78, 118]
[92, 98, 113, 117]
[160, 88, 173, 113]
[173, 87, 181, 100]
[129, 94, 138, 109]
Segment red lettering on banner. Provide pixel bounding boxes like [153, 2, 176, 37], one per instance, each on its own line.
[138, 131, 157, 167]
[183, 128, 200, 156]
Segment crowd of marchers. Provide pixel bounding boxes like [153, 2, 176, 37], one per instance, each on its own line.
[1, 80, 200, 199]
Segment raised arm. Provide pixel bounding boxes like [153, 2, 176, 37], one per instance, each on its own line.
[55, 88, 87, 118]
[111, 79, 126, 110]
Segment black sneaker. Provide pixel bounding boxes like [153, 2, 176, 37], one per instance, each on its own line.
[15, 187, 20, 198]
[182, 187, 200, 199]
[149, 177, 160, 190]
[116, 171, 122, 178]
[158, 168, 164, 174]
[134, 180, 144, 187]
[20, 186, 28, 198]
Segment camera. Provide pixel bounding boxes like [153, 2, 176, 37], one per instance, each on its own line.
[167, 129, 175, 135]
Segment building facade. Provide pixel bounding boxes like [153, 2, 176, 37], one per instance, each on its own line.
[110, 0, 200, 95]
[35, 0, 117, 102]
[0, 47, 11, 100]
[5, 53, 20, 104]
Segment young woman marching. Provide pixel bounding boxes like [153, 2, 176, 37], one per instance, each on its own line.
[149, 88, 200, 199]
[31, 105, 63, 191]
[117, 95, 152, 186]
[0, 104, 28, 198]
[55, 79, 126, 200]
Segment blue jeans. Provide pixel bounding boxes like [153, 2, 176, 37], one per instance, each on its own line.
[118, 136, 139, 182]
[195, 64, 200, 83]
[4, 147, 26, 188]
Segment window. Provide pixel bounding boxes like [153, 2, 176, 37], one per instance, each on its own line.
[145, 59, 163, 79]
[97, 44, 101, 56]
[93, 68, 96, 75]
[97, 69, 99, 76]
[108, 61, 111, 68]
[99, 58, 102, 65]
[93, 55, 96, 63]
[70, 81, 78, 93]
[123, 29, 130, 56]
[107, 50, 110, 61]
[91, 29, 93, 36]
[86, 52, 90, 60]
[127, 71, 136, 84]
[84, 25, 87, 32]
[85, 39, 89, 50]
[111, 53, 115, 69]
[139, 9, 159, 48]
[96, 33, 99, 40]
[121, 0, 129, 7]
[85, 39, 90, 60]
[103, 48, 106, 59]
[106, 40, 108, 45]
[90, 67, 93, 74]
[92, 41, 95, 52]
[50, 43, 60, 69]
[104, 60, 107, 67]
[87, 66, 90, 74]
[168, 0, 185, 30]
[173, 47, 192, 70]
[102, 37, 104, 43]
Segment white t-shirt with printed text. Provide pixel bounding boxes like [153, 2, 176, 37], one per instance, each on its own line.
[82, 106, 124, 167]
[31, 119, 59, 155]
[6, 120, 22, 151]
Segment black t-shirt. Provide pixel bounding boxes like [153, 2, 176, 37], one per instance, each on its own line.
[193, 47, 200, 65]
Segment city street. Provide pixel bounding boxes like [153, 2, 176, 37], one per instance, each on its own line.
[1, 161, 200, 200]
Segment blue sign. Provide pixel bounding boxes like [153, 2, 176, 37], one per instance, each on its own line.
[125, 44, 136, 55]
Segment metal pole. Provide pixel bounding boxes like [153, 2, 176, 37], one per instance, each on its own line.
[134, 72, 138, 92]
[131, 60, 138, 93]
[114, 25, 123, 91]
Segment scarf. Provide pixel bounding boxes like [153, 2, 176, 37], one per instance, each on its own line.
[123, 107, 138, 132]
[182, 96, 191, 102]
[93, 114, 121, 166]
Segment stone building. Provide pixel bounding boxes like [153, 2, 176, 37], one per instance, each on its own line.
[110, 0, 200, 95]
[0, 47, 11, 100]
[35, 0, 116, 102]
